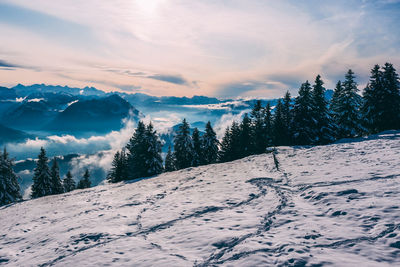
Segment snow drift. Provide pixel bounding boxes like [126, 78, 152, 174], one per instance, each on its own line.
[1, 132, 400, 266]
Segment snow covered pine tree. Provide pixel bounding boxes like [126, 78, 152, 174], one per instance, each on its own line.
[31, 147, 53, 198]
[292, 81, 315, 145]
[144, 123, 163, 176]
[164, 146, 177, 172]
[63, 171, 76, 192]
[250, 100, 268, 154]
[50, 157, 64, 195]
[363, 63, 400, 133]
[107, 150, 128, 183]
[273, 99, 286, 146]
[126, 121, 147, 179]
[0, 148, 21, 206]
[173, 119, 195, 170]
[192, 127, 202, 167]
[201, 121, 219, 165]
[311, 75, 336, 144]
[331, 70, 364, 138]
[77, 169, 91, 189]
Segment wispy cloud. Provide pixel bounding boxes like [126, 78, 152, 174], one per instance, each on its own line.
[147, 74, 188, 85]
[0, 59, 19, 68]
[0, 2, 96, 48]
[217, 81, 283, 98]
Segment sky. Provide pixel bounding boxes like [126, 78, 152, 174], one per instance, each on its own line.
[0, 0, 399, 98]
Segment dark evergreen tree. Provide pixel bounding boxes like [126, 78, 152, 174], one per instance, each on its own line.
[230, 121, 242, 159]
[192, 128, 202, 167]
[201, 121, 219, 165]
[173, 119, 195, 169]
[31, 147, 52, 198]
[164, 146, 177, 172]
[107, 150, 128, 183]
[251, 100, 268, 154]
[77, 169, 91, 189]
[126, 121, 147, 179]
[112, 122, 164, 181]
[330, 80, 343, 117]
[263, 102, 273, 147]
[63, 171, 75, 192]
[362, 64, 383, 133]
[239, 113, 253, 157]
[282, 91, 292, 145]
[144, 123, 163, 176]
[50, 157, 64, 195]
[311, 75, 336, 144]
[107, 151, 120, 183]
[292, 81, 316, 145]
[0, 148, 21, 206]
[332, 70, 364, 138]
[218, 121, 242, 162]
[363, 63, 400, 132]
[273, 99, 286, 146]
[251, 100, 263, 116]
[218, 126, 233, 162]
[380, 63, 400, 130]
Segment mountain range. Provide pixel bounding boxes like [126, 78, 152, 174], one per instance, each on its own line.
[0, 124, 33, 145]
[46, 94, 139, 133]
[0, 85, 141, 138]
[0, 84, 334, 145]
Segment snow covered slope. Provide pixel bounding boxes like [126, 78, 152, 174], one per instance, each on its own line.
[1, 132, 400, 266]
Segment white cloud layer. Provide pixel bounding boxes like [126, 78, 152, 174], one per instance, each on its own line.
[6, 118, 137, 160]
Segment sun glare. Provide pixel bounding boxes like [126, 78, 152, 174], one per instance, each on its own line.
[135, 0, 164, 15]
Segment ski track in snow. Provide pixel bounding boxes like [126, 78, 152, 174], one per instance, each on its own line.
[1, 132, 400, 266]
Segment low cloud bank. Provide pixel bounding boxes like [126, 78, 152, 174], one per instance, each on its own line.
[9, 110, 250, 192]
[214, 110, 249, 140]
[6, 118, 136, 160]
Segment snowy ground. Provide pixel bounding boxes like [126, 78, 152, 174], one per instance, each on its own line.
[1, 132, 400, 266]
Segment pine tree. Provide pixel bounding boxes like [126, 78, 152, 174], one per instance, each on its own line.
[361, 63, 400, 133]
[380, 63, 400, 130]
[77, 169, 91, 189]
[292, 81, 316, 145]
[273, 99, 286, 146]
[144, 123, 163, 176]
[282, 91, 292, 145]
[218, 120, 242, 162]
[31, 147, 52, 198]
[173, 119, 195, 169]
[63, 171, 75, 192]
[332, 70, 364, 138]
[126, 121, 147, 179]
[201, 121, 219, 165]
[264, 102, 273, 147]
[239, 113, 253, 158]
[50, 157, 63, 195]
[192, 128, 202, 167]
[250, 100, 263, 120]
[218, 126, 233, 163]
[330, 80, 343, 117]
[311, 75, 336, 144]
[230, 121, 242, 159]
[251, 100, 268, 154]
[362, 64, 383, 133]
[0, 148, 21, 206]
[107, 150, 127, 183]
[164, 146, 177, 172]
